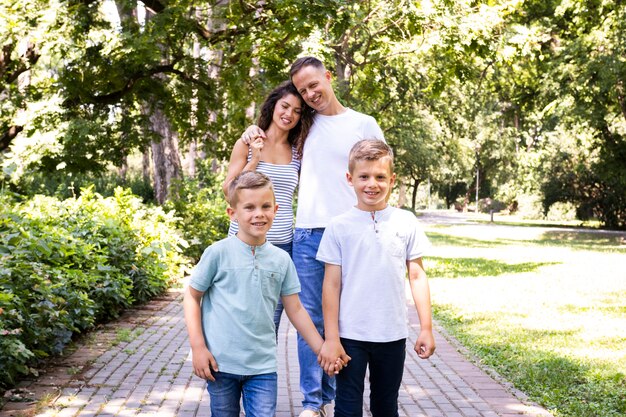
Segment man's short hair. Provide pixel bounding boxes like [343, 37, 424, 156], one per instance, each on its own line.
[228, 171, 275, 207]
[348, 139, 394, 173]
[290, 56, 325, 78]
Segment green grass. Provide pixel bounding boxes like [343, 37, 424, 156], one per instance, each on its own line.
[426, 229, 626, 253]
[425, 256, 559, 278]
[427, 222, 626, 417]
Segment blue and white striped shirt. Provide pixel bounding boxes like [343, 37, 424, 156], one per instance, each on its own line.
[228, 147, 300, 244]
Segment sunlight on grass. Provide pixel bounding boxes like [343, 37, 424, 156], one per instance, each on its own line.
[426, 228, 626, 253]
[428, 223, 626, 417]
[424, 256, 559, 278]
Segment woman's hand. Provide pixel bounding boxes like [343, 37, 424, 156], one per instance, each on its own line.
[249, 136, 264, 161]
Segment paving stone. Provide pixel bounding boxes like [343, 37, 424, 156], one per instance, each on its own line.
[0, 289, 555, 417]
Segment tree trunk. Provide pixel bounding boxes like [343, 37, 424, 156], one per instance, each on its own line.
[397, 182, 407, 208]
[118, 155, 128, 180]
[185, 141, 197, 177]
[142, 147, 151, 183]
[150, 107, 182, 204]
[411, 178, 420, 211]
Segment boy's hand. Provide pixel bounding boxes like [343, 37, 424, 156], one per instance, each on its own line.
[318, 340, 351, 376]
[415, 330, 436, 359]
[191, 346, 219, 381]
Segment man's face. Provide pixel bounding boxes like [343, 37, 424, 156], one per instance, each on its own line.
[292, 65, 335, 115]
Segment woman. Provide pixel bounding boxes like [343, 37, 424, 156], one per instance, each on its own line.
[222, 81, 313, 333]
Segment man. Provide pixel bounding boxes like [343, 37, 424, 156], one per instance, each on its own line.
[241, 57, 384, 417]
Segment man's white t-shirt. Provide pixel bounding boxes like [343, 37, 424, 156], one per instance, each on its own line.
[295, 109, 384, 228]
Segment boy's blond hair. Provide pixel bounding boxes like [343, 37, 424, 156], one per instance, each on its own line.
[348, 139, 394, 173]
[228, 171, 275, 207]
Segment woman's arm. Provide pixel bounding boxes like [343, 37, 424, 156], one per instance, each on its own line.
[222, 139, 262, 196]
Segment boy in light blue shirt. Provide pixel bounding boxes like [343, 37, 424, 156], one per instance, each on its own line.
[183, 171, 348, 417]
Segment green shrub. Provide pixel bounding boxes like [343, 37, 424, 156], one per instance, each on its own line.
[165, 170, 230, 261]
[10, 170, 155, 203]
[0, 188, 189, 388]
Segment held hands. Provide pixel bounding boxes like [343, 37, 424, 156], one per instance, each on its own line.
[318, 340, 351, 376]
[191, 346, 219, 381]
[240, 125, 266, 145]
[249, 136, 264, 160]
[415, 330, 436, 359]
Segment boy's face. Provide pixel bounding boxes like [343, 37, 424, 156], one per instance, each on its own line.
[347, 157, 396, 212]
[227, 186, 278, 246]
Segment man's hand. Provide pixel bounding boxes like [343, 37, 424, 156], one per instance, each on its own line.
[240, 125, 266, 145]
[191, 346, 219, 381]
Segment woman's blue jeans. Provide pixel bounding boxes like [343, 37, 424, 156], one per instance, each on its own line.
[273, 241, 293, 337]
[293, 228, 335, 411]
[206, 371, 277, 416]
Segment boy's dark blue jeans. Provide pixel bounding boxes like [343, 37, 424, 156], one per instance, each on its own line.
[335, 338, 406, 417]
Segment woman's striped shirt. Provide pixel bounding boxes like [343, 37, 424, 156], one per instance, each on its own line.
[228, 147, 300, 244]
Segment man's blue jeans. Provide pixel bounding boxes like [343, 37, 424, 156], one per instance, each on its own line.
[206, 371, 277, 416]
[335, 338, 406, 417]
[293, 228, 335, 411]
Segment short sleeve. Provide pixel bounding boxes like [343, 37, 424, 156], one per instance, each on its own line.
[363, 115, 385, 141]
[406, 216, 431, 261]
[188, 245, 218, 292]
[280, 258, 301, 296]
[316, 223, 342, 265]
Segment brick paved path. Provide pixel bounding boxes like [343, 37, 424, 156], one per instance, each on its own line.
[1, 290, 552, 417]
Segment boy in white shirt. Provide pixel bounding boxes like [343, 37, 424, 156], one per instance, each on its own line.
[317, 140, 435, 417]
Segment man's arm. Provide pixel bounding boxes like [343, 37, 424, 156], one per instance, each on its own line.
[240, 125, 266, 144]
[407, 258, 436, 359]
[183, 285, 219, 381]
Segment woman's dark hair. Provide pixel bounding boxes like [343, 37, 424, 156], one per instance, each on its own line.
[256, 81, 313, 159]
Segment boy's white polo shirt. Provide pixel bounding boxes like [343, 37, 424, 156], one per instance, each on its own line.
[189, 236, 300, 375]
[316, 206, 431, 342]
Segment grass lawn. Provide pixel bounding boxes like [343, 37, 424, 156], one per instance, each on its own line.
[423, 222, 626, 417]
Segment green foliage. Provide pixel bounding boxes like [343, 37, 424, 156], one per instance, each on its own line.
[0, 188, 189, 388]
[2, 0, 625, 228]
[165, 164, 230, 261]
[8, 169, 154, 202]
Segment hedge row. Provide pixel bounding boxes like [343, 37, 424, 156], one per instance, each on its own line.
[0, 187, 189, 387]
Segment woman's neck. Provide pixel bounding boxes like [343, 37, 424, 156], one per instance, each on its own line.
[265, 124, 290, 144]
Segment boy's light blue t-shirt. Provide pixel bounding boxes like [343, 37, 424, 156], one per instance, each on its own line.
[189, 236, 300, 375]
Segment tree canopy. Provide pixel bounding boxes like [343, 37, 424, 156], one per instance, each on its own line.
[1, 0, 624, 228]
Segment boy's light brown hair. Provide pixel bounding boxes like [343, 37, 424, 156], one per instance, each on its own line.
[348, 139, 394, 174]
[227, 171, 275, 207]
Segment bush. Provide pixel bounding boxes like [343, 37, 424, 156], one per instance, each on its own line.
[477, 198, 507, 213]
[9, 170, 155, 203]
[546, 202, 578, 222]
[165, 169, 230, 262]
[0, 188, 189, 388]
